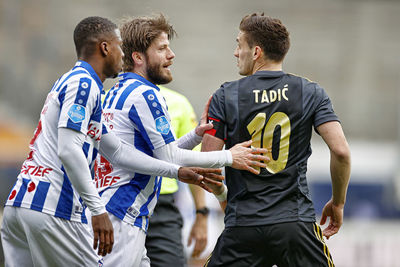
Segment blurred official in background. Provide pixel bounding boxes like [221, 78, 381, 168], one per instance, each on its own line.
[145, 85, 209, 266]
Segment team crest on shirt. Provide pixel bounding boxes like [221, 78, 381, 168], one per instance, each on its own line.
[155, 116, 170, 135]
[67, 104, 86, 123]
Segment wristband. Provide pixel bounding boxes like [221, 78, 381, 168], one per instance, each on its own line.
[196, 207, 210, 216]
[214, 184, 228, 202]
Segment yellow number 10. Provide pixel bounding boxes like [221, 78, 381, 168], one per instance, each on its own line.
[247, 112, 291, 174]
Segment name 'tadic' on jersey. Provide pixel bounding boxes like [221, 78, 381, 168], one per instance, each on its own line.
[208, 71, 339, 227]
[5, 61, 104, 223]
[96, 72, 176, 232]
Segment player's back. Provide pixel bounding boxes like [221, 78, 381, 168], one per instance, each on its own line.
[208, 70, 339, 227]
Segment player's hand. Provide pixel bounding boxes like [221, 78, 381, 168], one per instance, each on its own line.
[178, 167, 224, 193]
[195, 95, 213, 137]
[188, 212, 208, 258]
[229, 140, 269, 174]
[320, 199, 344, 239]
[92, 212, 114, 256]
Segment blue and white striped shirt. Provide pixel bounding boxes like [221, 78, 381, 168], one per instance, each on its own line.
[5, 61, 104, 223]
[95, 72, 176, 232]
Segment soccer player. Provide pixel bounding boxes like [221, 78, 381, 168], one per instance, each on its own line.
[145, 85, 210, 267]
[203, 13, 351, 266]
[0, 16, 224, 267]
[96, 14, 269, 266]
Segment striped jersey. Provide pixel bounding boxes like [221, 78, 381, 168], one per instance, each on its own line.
[5, 61, 104, 224]
[96, 72, 176, 232]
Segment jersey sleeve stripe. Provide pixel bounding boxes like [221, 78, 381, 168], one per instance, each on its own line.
[54, 167, 74, 220]
[30, 181, 50, 212]
[128, 104, 155, 150]
[115, 81, 142, 110]
[65, 77, 92, 131]
[142, 90, 175, 144]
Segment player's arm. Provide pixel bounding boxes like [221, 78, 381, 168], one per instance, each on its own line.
[201, 134, 228, 211]
[187, 184, 208, 257]
[99, 129, 223, 192]
[317, 121, 351, 238]
[58, 127, 113, 257]
[153, 140, 267, 174]
[57, 77, 113, 257]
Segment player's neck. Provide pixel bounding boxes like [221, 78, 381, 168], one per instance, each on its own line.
[79, 56, 106, 82]
[252, 60, 283, 74]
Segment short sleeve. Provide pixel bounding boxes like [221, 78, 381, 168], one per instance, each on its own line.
[128, 88, 176, 150]
[206, 85, 227, 140]
[313, 84, 340, 128]
[58, 77, 99, 134]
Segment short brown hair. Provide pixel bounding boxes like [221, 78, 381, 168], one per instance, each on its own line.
[120, 14, 176, 72]
[239, 13, 290, 62]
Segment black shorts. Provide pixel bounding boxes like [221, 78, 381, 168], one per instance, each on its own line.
[205, 221, 334, 267]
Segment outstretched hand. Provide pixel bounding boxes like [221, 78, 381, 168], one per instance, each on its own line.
[195, 95, 213, 137]
[178, 167, 223, 193]
[229, 140, 269, 174]
[320, 199, 344, 239]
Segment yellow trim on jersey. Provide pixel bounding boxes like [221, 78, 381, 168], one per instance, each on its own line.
[313, 223, 335, 267]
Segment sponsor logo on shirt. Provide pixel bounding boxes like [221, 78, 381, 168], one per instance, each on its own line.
[155, 116, 170, 135]
[68, 104, 86, 123]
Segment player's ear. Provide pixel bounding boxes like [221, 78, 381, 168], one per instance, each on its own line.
[132, 52, 144, 66]
[100, 41, 109, 57]
[253, 46, 262, 61]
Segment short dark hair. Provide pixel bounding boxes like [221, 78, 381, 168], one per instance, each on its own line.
[120, 14, 176, 72]
[73, 16, 118, 58]
[240, 13, 290, 62]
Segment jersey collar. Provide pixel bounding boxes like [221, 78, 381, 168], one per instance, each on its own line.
[254, 70, 285, 77]
[73, 61, 103, 90]
[118, 72, 160, 91]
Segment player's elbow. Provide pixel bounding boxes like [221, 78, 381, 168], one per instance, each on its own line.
[331, 144, 351, 164]
[57, 146, 70, 163]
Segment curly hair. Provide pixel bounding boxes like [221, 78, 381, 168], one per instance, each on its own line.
[120, 13, 176, 72]
[73, 16, 117, 58]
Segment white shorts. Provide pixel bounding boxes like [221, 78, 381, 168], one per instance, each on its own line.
[95, 213, 150, 267]
[1, 206, 102, 267]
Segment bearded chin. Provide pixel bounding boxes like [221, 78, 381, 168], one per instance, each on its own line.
[146, 64, 172, 85]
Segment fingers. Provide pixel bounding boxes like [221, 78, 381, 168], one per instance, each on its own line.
[250, 160, 267, 168]
[246, 166, 261, 175]
[203, 177, 223, 186]
[320, 213, 327, 225]
[92, 214, 114, 256]
[238, 140, 252, 147]
[200, 95, 213, 123]
[199, 181, 213, 193]
[251, 147, 268, 154]
[194, 167, 222, 175]
[322, 224, 339, 239]
[98, 230, 105, 256]
[93, 230, 99, 250]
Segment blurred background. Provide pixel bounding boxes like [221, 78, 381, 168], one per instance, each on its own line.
[0, 0, 399, 266]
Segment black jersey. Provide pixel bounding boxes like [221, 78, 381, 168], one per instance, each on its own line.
[208, 71, 339, 227]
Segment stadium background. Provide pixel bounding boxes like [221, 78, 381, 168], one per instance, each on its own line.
[0, 0, 399, 266]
